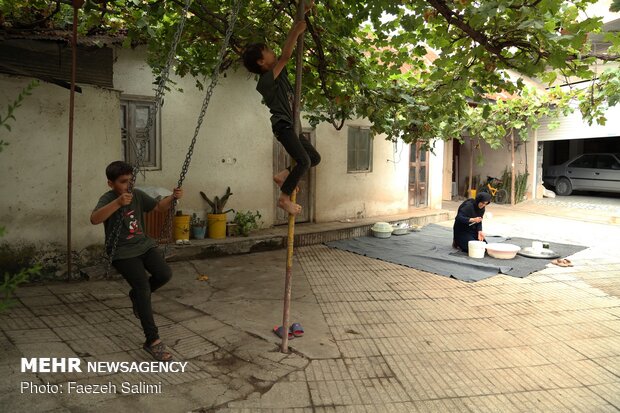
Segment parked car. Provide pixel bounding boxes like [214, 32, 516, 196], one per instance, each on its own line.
[543, 153, 620, 196]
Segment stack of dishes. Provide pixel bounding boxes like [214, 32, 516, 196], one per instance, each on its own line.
[371, 222, 393, 238]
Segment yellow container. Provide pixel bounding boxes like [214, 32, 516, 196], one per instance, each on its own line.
[207, 213, 227, 239]
[468, 189, 477, 199]
[173, 215, 190, 241]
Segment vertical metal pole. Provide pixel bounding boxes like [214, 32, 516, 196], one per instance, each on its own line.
[67, 2, 81, 279]
[468, 139, 474, 197]
[510, 129, 516, 205]
[281, 0, 305, 353]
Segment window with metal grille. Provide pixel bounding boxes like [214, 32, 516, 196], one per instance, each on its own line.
[347, 126, 373, 173]
[120, 97, 160, 169]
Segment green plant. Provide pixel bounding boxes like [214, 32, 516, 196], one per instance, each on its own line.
[0, 265, 41, 312]
[0, 80, 39, 152]
[200, 187, 233, 214]
[190, 213, 205, 228]
[0, 80, 40, 312]
[233, 210, 262, 237]
[499, 168, 529, 204]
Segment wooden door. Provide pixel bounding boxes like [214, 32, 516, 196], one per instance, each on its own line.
[409, 142, 429, 208]
[273, 130, 314, 225]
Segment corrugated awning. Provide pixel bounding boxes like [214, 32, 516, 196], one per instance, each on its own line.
[0, 38, 114, 89]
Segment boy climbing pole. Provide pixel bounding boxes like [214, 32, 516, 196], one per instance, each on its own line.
[242, 0, 320, 216]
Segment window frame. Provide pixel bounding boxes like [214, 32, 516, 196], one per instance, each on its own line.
[595, 154, 619, 170]
[568, 154, 596, 169]
[120, 95, 161, 171]
[347, 125, 373, 173]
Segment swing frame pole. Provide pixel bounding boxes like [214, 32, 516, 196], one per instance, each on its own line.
[67, 0, 83, 280]
[281, 0, 305, 353]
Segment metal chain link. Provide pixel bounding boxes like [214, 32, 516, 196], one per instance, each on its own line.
[159, 0, 243, 256]
[105, 0, 192, 275]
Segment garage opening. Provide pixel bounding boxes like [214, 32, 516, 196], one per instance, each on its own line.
[542, 137, 620, 170]
[540, 136, 620, 197]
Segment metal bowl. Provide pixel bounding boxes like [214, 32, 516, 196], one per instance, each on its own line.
[391, 223, 409, 235]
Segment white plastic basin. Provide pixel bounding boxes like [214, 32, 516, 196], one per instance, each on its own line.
[486, 243, 521, 259]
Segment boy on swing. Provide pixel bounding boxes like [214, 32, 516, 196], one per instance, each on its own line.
[91, 161, 183, 361]
[242, 0, 320, 216]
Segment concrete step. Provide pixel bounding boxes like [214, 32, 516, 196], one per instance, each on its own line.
[166, 209, 450, 261]
[83, 209, 450, 280]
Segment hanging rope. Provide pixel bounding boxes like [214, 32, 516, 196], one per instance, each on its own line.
[105, 0, 192, 274]
[281, 0, 306, 354]
[158, 0, 243, 255]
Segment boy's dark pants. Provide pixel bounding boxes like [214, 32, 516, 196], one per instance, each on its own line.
[273, 122, 321, 195]
[113, 248, 171, 345]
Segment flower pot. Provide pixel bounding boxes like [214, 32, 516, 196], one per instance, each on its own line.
[226, 223, 238, 237]
[173, 215, 190, 241]
[207, 213, 227, 239]
[191, 226, 206, 240]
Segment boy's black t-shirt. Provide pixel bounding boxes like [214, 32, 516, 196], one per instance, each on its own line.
[256, 67, 294, 129]
[95, 189, 158, 260]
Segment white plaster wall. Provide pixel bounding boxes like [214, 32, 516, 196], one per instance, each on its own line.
[427, 139, 445, 209]
[457, 136, 536, 199]
[116, 48, 417, 224]
[313, 120, 410, 221]
[0, 73, 119, 247]
[536, 105, 620, 142]
[113, 47, 276, 226]
[586, 0, 619, 23]
[1, 46, 444, 250]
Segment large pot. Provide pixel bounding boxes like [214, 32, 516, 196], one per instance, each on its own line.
[173, 215, 190, 241]
[207, 213, 227, 239]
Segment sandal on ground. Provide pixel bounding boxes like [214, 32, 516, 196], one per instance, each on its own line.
[289, 322, 304, 337]
[273, 325, 293, 339]
[143, 341, 173, 361]
[128, 290, 139, 319]
[551, 258, 573, 268]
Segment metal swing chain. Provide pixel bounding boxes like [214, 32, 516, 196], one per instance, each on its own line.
[105, 0, 193, 274]
[159, 0, 243, 256]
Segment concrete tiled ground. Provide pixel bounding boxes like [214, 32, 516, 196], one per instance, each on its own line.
[283, 244, 619, 412]
[1, 204, 620, 412]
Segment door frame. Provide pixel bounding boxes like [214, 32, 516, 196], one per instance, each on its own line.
[273, 127, 316, 225]
[409, 142, 429, 208]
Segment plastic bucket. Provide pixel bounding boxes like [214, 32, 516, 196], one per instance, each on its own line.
[468, 240, 485, 258]
[173, 215, 190, 241]
[191, 226, 206, 240]
[207, 213, 227, 239]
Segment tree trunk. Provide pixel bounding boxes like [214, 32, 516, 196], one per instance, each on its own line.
[468, 138, 474, 195]
[510, 129, 516, 205]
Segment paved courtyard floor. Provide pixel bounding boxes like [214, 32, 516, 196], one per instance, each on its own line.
[1, 205, 619, 412]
